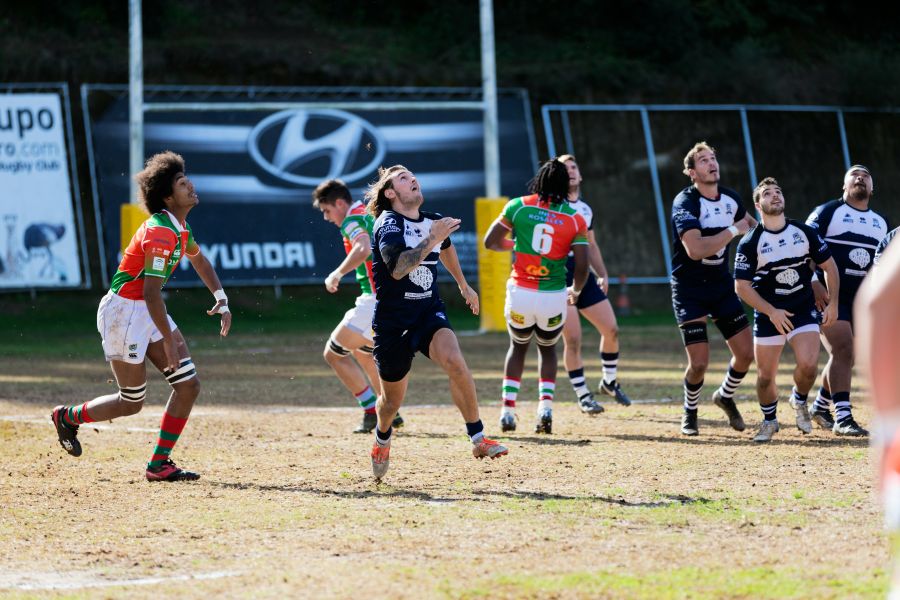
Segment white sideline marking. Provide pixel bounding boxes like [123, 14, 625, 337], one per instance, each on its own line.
[0, 569, 240, 591]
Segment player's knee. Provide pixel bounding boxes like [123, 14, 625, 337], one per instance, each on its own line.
[118, 382, 147, 415]
[441, 350, 470, 377]
[535, 327, 563, 347]
[832, 340, 854, 364]
[756, 373, 775, 390]
[797, 360, 818, 381]
[166, 357, 199, 395]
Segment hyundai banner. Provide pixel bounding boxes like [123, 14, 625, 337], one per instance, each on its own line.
[83, 86, 538, 288]
[0, 88, 86, 289]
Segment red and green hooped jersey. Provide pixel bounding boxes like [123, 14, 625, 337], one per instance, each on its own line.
[110, 210, 200, 300]
[339, 201, 375, 295]
[500, 194, 588, 291]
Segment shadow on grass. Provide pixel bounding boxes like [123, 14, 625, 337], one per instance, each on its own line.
[205, 480, 713, 508]
[603, 431, 869, 447]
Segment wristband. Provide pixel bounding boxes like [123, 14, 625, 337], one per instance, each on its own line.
[727, 225, 739, 238]
[213, 289, 228, 302]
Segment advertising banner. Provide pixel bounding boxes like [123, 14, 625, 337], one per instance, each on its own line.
[0, 88, 85, 289]
[83, 86, 538, 288]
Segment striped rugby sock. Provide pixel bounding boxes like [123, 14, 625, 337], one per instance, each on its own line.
[147, 411, 189, 468]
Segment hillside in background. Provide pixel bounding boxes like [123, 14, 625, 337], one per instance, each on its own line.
[4, 1, 900, 107]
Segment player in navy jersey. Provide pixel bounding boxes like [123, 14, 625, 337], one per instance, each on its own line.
[806, 165, 888, 436]
[670, 142, 758, 437]
[734, 177, 840, 442]
[364, 165, 508, 479]
[556, 154, 631, 415]
[875, 226, 899, 267]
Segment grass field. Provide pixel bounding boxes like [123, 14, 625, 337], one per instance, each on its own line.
[0, 287, 889, 598]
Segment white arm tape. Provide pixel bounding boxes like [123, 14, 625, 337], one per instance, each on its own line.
[213, 289, 228, 302]
[727, 225, 739, 238]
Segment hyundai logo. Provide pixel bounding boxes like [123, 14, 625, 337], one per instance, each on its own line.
[248, 109, 385, 186]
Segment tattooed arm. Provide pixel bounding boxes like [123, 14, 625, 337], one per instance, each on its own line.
[388, 217, 460, 280]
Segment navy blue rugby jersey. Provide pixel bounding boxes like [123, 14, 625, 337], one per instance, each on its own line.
[670, 186, 747, 281]
[733, 220, 831, 312]
[566, 197, 593, 265]
[371, 209, 452, 328]
[875, 225, 900, 266]
[806, 199, 889, 303]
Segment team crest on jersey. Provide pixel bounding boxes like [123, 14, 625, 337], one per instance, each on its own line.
[409, 265, 433, 290]
[726, 204, 733, 215]
[792, 232, 804, 244]
[849, 248, 871, 269]
[775, 268, 800, 286]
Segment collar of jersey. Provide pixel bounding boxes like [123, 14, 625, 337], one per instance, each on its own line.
[163, 209, 186, 233]
[839, 198, 873, 214]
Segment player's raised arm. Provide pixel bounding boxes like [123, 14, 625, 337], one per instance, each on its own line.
[188, 250, 232, 337]
[439, 242, 479, 315]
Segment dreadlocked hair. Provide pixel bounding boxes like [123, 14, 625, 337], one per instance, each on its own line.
[527, 158, 570, 205]
[365, 165, 408, 218]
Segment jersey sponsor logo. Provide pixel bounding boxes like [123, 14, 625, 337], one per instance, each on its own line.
[734, 253, 748, 263]
[547, 313, 562, 328]
[775, 268, 800, 286]
[849, 247, 871, 269]
[524, 264, 550, 277]
[875, 220, 882, 229]
[436, 312, 447, 320]
[509, 310, 525, 325]
[248, 109, 385, 185]
[527, 211, 564, 226]
[382, 216, 397, 227]
[409, 265, 434, 290]
[761, 241, 773, 254]
[152, 256, 165, 271]
[403, 290, 433, 300]
[128, 344, 138, 351]
[842, 214, 854, 223]
[380, 225, 401, 235]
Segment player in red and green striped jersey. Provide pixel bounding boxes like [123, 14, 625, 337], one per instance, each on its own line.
[484, 158, 589, 434]
[313, 178, 403, 434]
[51, 151, 232, 482]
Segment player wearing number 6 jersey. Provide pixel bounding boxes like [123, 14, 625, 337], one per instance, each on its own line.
[485, 158, 589, 434]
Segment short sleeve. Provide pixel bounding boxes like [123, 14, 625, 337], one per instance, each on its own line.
[733, 234, 757, 281]
[571, 213, 588, 246]
[184, 223, 200, 257]
[672, 195, 701, 237]
[141, 226, 178, 278]
[803, 224, 831, 264]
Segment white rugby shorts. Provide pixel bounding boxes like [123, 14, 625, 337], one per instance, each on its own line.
[504, 281, 567, 332]
[338, 293, 376, 342]
[97, 291, 178, 364]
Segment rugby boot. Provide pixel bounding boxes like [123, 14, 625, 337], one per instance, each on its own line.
[472, 437, 509, 460]
[392, 413, 405, 429]
[600, 380, 632, 406]
[752, 420, 780, 443]
[534, 409, 553, 434]
[371, 440, 391, 480]
[712, 390, 746, 432]
[680, 408, 699, 436]
[789, 397, 812, 434]
[810, 407, 835, 430]
[499, 412, 517, 432]
[578, 393, 605, 415]
[833, 417, 868, 437]
[353, 412, 377, 434]
[51, 406, 82, 457]
[146, 459, 200, 482]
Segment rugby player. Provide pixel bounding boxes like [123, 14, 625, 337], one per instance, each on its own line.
[734, 177, 839, 442]
[51, 151, 231, 481]
[484, 157, 590, 434]
[670, 142, 757, 436]
[313, 179, 403, 434]
[854, 227, 900, 597]
[365, 165, 508, 479]
[557, 154, 631, 413]
[806, 165, 889, 435]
